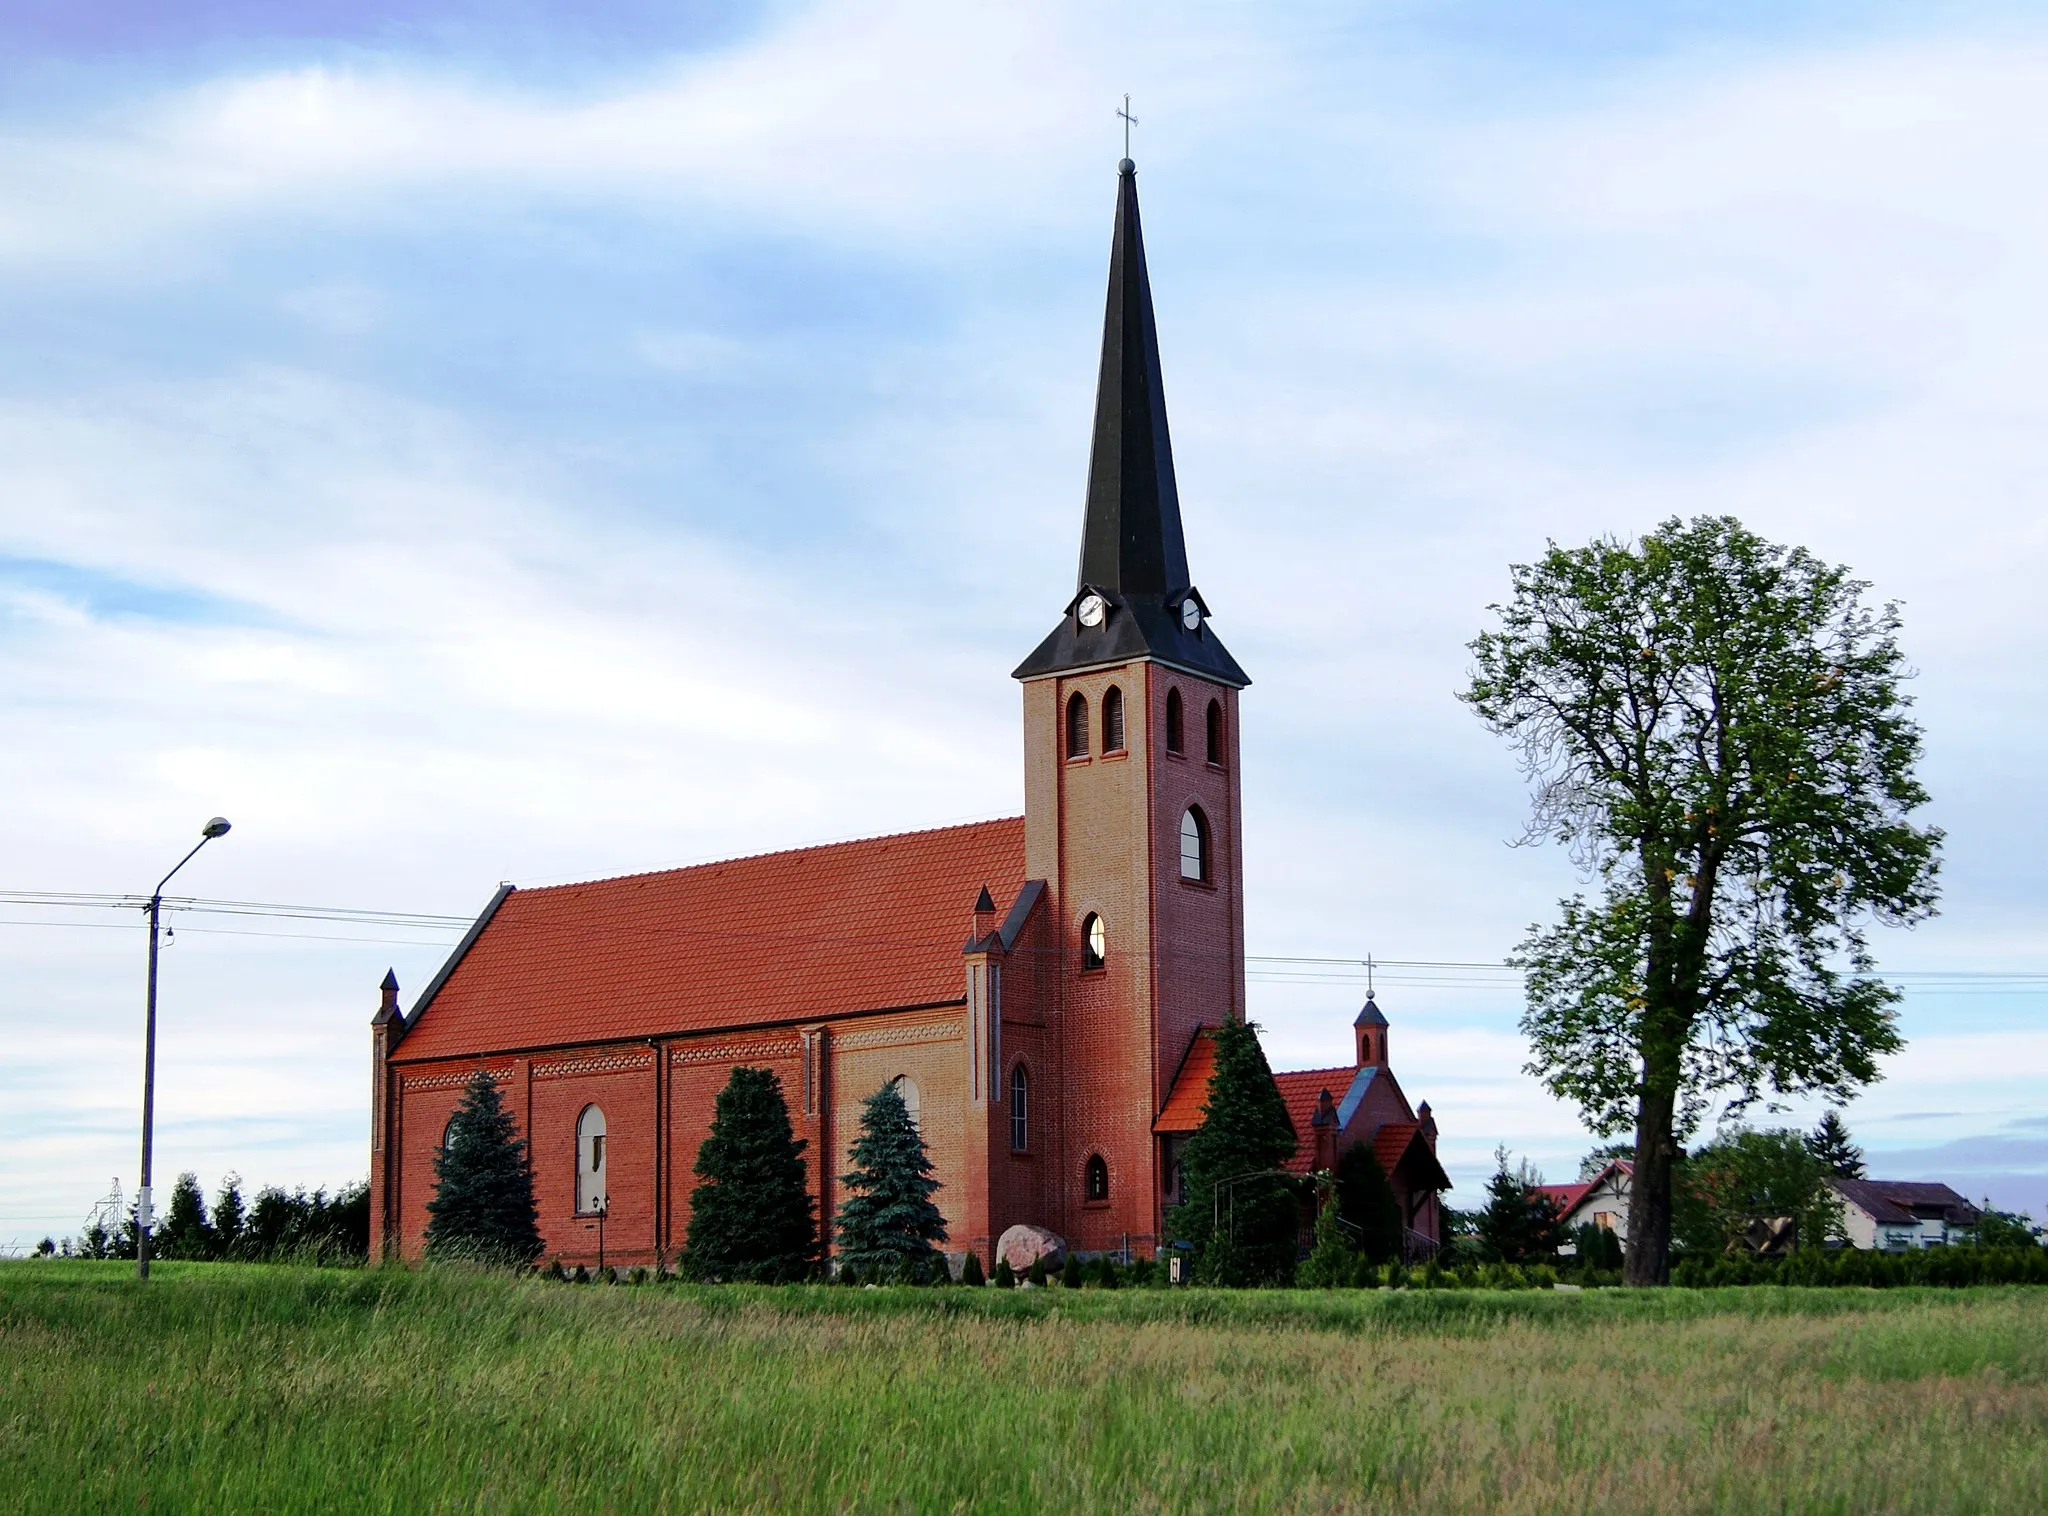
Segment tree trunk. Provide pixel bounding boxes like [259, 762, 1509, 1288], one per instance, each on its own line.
[1625, 1080, 1679, 1286]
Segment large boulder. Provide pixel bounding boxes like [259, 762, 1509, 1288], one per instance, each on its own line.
[995, 1224, 1066, 1274]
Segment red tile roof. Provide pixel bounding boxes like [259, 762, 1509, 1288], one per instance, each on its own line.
[1152, 1028, 1220, 1133]
[1272, 1068, 1351, 1173]
[394, 818, 1026, 1062]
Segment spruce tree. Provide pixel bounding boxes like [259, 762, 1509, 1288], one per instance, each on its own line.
[1166, 1019, 1299, 1285]
[834, 1081, 947, 1276]
[425, 1070, 543, 1267]
[159, 1172, 215, 1260]
[1805, 1110, 1866, 1178]
[1335, 1142, 1404, 1264]
[212, 1174, 246, 1259]
[684, 1066, 817, 1282]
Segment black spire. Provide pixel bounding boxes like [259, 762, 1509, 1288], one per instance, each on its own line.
[1078, 158, 1188, 597]
[1014, 161, 1248, 688]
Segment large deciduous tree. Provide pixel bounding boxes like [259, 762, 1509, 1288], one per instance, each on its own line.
[1463, 516, 1941, 1285]
[684, 1066, 817, 1281]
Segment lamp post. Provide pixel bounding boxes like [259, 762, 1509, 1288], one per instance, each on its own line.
[136, 816, 231, 1281]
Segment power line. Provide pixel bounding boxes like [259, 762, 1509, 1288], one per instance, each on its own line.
[3, 888, 2047, 988]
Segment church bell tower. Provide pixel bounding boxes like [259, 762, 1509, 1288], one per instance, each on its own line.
[1013, 156, 1250, 1254]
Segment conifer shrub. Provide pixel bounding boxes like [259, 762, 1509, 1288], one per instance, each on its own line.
[1095, 1255, 1122, 1289]
[960, 1251, 986, 1287]
[993, 1257, 1016, 1289]
[542, 1258, 566, 1282]
[425, 1070, 543, 1268]
[1026, 1255, 1047, 1287]
[834, 1082, 947, 1278]
[1166, 1020, 1300, 1286]
[1126, 1256, 1158, 1287]
[684, 1067, 817, 1283]
[1296, 1182, 1355, 1289]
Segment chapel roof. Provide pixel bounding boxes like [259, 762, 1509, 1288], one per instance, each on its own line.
[1273, 1067, 1354, 1173]
[392, 817, 1027, 1062]
[1013, 159, 1248, 689]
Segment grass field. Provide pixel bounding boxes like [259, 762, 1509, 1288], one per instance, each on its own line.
[3, 1263, 2044, 1513]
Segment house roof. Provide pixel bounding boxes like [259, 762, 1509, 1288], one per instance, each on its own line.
[1833, 1178, 1981, 1227]
[1152, 1028, 1220, 1134]
[1532, 1160, 1632, 1223]
[393, 818, 1028, 1062]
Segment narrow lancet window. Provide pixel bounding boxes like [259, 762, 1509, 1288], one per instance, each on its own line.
[1103, 686, 1125, 753]
[1085, 1154, 1110, 1202]
[1010, 1065, 1029, 1152]
[1080, 913, 1106, 970]
[1066, 692, 1089, 759]
[1180, 806, 1210, 882]
[1205, 699, 1224, 765]
[576, 1105, 607, 1214]
[1165, 688, 1183, 753]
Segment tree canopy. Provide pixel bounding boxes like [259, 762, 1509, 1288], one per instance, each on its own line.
[684, 1066, 817, 1281]
[1674, 1127, 1845, 1255]
[1464, 516, 1941, 1283]
[1165, 1020, 1299, 1285]
[425, 1070, 543, 1267]
[834, 1080, 946, 1275]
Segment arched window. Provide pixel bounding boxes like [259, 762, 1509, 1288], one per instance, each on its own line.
[1080, 912, 1106, 971]
[1085, 1154, 1110, 1202]
[889, 1075, 922, 1132]
[1179, 806, 1210, 882]
[1066, 692, 1089, 759]
[576, 1105, 607, 1214]
[1165, 688, 1184, 753]
[1102, 685, 1125, 753]
[1010, 1065, 1029, 1152]
[441, 1115, 460, 1153]
[1205, 699, 1224, 765]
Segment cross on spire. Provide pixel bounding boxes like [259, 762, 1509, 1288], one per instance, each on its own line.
[1118, 94, 1138, 160]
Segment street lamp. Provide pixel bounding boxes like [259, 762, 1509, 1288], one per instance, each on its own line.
[136, 816, 231, 1281]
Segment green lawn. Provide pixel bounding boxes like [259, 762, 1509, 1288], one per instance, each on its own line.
[3, 1262, 2044, 1513]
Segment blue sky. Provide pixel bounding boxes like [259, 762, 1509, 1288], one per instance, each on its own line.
[3, 0, 2046, 1247]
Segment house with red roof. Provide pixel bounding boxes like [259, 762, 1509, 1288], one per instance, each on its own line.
[368, 156, 1450, 1270]
[1534, 1159, 1634, 1251]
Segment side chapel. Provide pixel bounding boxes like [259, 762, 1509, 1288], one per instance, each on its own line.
[369, 156, 1451, 1269]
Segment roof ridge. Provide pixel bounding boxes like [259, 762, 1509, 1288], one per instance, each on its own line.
[511, 816, 1027, 895]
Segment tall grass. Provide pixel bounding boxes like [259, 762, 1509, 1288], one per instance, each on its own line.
[3, 1262, 2044, 1513]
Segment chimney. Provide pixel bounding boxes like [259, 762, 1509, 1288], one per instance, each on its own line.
[972, 885, 997, 945]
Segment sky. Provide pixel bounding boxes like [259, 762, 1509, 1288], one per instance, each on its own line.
[4, 0, 2046, 1249]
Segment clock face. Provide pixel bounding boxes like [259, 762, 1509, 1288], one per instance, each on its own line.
[1077, 593, 1107, 628]
[1180, 598, 1201, 631]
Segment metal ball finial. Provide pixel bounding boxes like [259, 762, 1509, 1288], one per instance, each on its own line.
[1118, 157, 1135, 176]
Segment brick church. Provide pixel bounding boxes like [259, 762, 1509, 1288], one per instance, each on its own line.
[369, 157, 1450, 1270]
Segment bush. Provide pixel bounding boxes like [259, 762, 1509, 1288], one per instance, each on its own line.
[1026, 1255, 1047, 1287]
[960, 1251, 986, 1287]
[1095, 1255, 1122, 1290]
[993, 1258, 1016, 1289]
